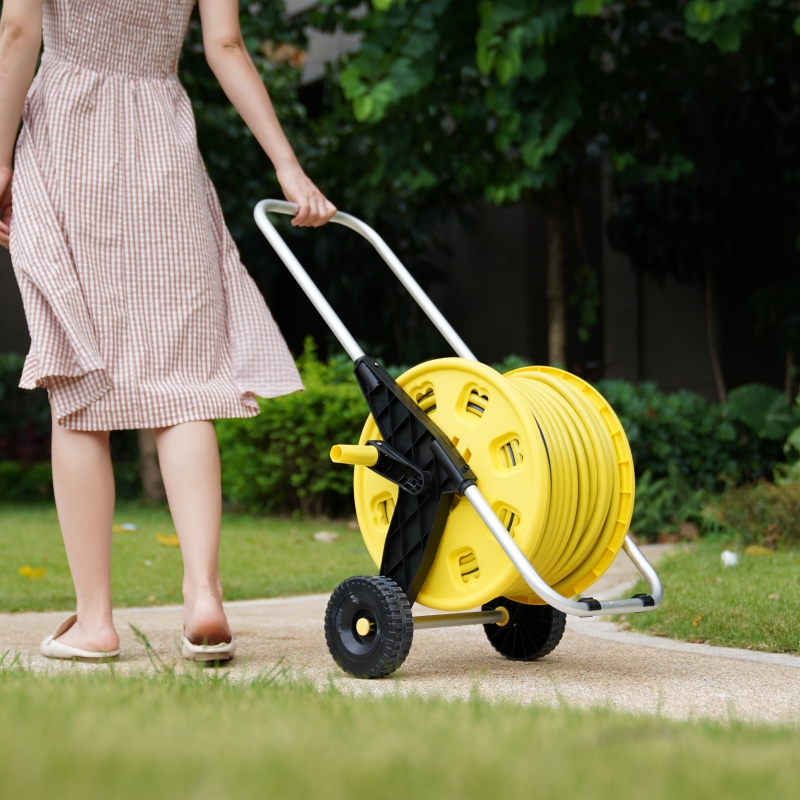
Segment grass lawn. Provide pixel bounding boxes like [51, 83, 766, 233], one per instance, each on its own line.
[1, 668, 799, 800]
[0, 502, 375, 613]
[623, 542, 800, 654]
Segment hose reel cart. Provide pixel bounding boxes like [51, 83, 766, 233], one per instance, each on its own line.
[255, 200, 664, 679]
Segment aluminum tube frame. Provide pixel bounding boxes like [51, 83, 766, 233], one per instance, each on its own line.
[413, 610, 506, 630]
[254, 200, 477, 361]
[464, 485, 663, 617]
[254, 201, 364, 361]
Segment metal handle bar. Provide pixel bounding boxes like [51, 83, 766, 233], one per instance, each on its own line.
[254, 199, 477, 362]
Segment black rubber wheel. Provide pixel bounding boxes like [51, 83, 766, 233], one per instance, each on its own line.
[325, 576, 414, 678]
[481, 597, 566, 661]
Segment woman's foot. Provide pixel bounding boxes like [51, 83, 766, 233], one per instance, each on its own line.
[52, 616, 120, 653]
[183, 589, 232, 646]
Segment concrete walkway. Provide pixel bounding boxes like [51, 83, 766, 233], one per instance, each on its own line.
[2, 545, 799, 724]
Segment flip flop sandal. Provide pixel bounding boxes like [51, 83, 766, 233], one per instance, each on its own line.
[40, 614, 121, 663]
[181, 631, 236, 663]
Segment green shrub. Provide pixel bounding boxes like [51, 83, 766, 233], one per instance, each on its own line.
[0, 354, 50, 463]
[630, 462, 706, 540]
[0, 461, 53, 501]
[216, 341, 367, 516]
[710, 481, 800, 549]
[217, 344, 789, 517]
[595, 380, 783, 490]
[0, 354, 141, 499]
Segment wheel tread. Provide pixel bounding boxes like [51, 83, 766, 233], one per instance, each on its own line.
[482, 598, 566, 661]
[325, 576, 413, 678]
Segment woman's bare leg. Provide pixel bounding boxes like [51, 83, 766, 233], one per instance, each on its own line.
[50, 418, 119, 652]
[153, 421, 231, 645]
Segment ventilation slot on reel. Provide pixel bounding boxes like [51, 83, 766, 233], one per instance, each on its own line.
[498, 439, 523, 469]
[415, 387, 436, 414]
[496, 507, 521, 538]
[375, 496, 395, 529]
[458, 551, 480, 583]
[465, 389, 489, 418]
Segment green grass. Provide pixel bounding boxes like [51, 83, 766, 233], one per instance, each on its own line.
[0, 502, 375, 612]
[623, 542, 800, 654]
[0, 667, 799, 800]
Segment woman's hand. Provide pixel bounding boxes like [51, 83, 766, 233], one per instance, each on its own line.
[0, 166, 12, 249]
[276, 162, 337, 227]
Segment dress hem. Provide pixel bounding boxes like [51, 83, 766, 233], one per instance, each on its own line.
[50, 383, 304, 431]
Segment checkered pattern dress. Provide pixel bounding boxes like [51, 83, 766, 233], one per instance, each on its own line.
[9, 0, 303, 430]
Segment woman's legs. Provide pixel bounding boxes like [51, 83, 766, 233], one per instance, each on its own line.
[50, 418, 119, 652]
[153, 421, 231, 645]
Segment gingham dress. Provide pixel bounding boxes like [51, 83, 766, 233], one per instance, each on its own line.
[9, 0, 303, 431]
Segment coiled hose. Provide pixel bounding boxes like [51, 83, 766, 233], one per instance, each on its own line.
[501, 368, 630, 600]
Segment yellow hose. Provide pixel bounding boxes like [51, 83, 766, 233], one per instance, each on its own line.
[352, 359, 634, 612]
[503, 370, 620, 598]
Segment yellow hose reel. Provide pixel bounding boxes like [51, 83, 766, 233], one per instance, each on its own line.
[346, 358, 634, 612]
[255, 198, 662, 680]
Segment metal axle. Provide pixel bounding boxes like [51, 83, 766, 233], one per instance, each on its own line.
[413, 608, 509, 630]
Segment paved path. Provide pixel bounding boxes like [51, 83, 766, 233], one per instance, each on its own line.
[3, 544, 799, 724]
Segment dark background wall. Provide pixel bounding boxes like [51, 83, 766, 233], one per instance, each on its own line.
[0, 248, 29, 354]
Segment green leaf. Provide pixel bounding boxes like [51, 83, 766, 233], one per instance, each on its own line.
[476, 43, 495, 75]
[495, 53, 517, 85]
[785, 425, 800, 454]
[353, 95, 375, 122]
[694, 2, 713, 24]
[794, 15, 800, 36]
[372, 0, 397, 11]
[728, 384, 799, 441]
[520, 56, 546, 82]
[573, 0, 605, 17]
[712, 21, 744, 53]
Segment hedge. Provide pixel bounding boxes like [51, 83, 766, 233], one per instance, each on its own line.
[595, 380, 785, 490]
[216, 348, 788, 515]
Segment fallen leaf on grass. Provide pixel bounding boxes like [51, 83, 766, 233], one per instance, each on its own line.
[18, 565, 46, 579]
[692, 615, 702, 627]
[156, 534, 180, 548]
[112, 523, 138, 533]
[745, 545, 774, 557]
[769, 592, 781, 600]
[689, 637, 706, 644]
[312, 531, 339, 543]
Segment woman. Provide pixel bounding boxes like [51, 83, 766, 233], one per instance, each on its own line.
[0, 0, 336, 662]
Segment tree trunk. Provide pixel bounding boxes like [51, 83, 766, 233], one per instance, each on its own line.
[546, 212, 567, 368]
[704, 265, 726, 404]
[786, 349, 796, 406]
[138, 429, 166, 502]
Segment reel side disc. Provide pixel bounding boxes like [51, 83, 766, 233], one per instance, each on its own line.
[354, 358, 550, 612]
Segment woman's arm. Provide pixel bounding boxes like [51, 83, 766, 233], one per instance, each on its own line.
[197, 0, 336, 228]
[0, 0, 43, 248]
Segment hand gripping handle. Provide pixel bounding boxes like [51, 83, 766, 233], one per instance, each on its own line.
[254, 199, 477, 362]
